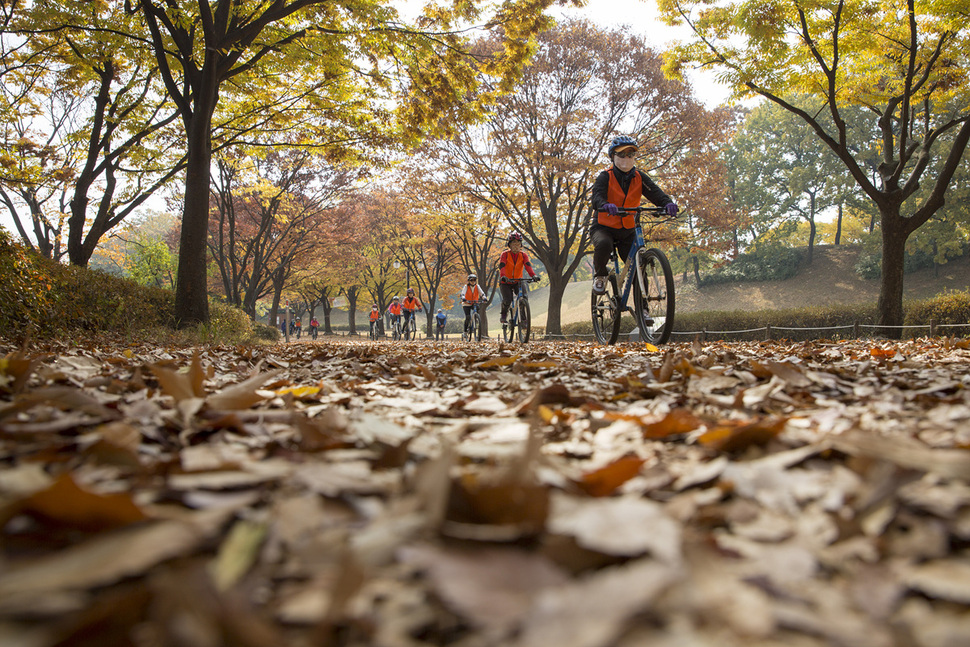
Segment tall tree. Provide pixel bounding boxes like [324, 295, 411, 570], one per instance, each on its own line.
[660, 0, 970, 331]
[447, 20, 716, 336]
[2, 1, 184, 264]
[126, 0, 571, 326]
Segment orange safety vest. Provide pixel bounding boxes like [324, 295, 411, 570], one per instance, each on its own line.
[403, 296, 422, 311]
[387, 303, 402, 316]
[462, 284, 482, 302]
[370, 309, 381, 322]
[500, 250, 532, 280]
[597, 169, 640, 229]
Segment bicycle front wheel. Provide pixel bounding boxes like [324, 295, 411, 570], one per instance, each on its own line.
[633, 247, 675, 345]
[591, 275, 621, 345]
[517, 299, 531, 343]
[467, 312, 477, 342]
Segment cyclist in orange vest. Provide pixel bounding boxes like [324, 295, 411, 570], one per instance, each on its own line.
[460, 273, 485, 334]
[498, 232, 538, 323]
[386, 296, 403, 330]
[590, 135, 678, 294]
[369, 303, 381, 337]
[401, 288, 424, 333]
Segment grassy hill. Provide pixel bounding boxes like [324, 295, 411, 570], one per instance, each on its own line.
[321, 245, 970, 329]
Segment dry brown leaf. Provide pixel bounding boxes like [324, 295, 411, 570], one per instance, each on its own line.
[19, 472, 147, 531]
[576, 455, 646, 497]
[698, 417, 786, 452]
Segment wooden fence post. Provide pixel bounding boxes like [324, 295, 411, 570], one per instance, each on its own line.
[765, 325, 771, 341]
[930, 318, 937, 337]
[853, 321, 859, 339]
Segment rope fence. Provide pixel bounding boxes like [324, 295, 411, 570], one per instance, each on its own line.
[539, 319, 969, 342]
[295, 320, 970, 342]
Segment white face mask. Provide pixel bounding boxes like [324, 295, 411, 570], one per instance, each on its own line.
[614, 156, 635, 172]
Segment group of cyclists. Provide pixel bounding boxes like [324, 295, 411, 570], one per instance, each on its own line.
[331, 135, 679, 344]
[367, 229, 541, 341]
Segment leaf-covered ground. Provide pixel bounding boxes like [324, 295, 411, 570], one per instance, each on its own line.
[1, 337, 969, 647]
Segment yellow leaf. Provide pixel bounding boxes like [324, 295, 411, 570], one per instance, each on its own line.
[523, 361, 558, 369]
[643, 343, 659, 352]
[276, 385, 321, 399]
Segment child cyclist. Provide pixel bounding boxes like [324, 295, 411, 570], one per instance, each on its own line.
[498, 233, 539, 323]
[386, 296, 403, 333]
[369, 303, 381, 337]
[401, 288, 424, 335]
[590, 135, 678, 295]
[460, 273, 485, 335]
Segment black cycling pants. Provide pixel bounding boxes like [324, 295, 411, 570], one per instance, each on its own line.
[591, 225, 637, 277]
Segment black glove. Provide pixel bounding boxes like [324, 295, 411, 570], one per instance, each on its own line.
[532, 276, 541, 283]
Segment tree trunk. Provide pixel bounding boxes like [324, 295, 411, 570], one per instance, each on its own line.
[834, 202, 843, 245]
[544, 274, 566, 337]
[347, 286, 359, 335]
[322, 297, 333, 335]
[692, 255, 701, 285]
[877, 211, 907, 336]
[173, 65, 219, 327]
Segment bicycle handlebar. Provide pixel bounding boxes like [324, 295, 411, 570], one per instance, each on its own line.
[617, 206, 678, 223]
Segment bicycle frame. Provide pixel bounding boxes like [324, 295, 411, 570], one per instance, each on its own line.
[507, 281, 529, 325]
[464, 301, 484, 341]
[503, 278, 533, 343]
[613, 222, 648, 313]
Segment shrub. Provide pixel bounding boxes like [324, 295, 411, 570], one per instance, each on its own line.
[253, 322, 281, 341]
[0, 229, 50, 337]
[906, 289, 970, 334]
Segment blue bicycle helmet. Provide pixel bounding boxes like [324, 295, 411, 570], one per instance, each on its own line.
[608, 135, 638, 158]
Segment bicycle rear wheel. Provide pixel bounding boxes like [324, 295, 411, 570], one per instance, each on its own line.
[517, 299, 531, 343]
[591, 274, 621, 345]
[633, 248, 675, 345]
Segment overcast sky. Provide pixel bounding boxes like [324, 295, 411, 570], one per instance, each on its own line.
[550, 0, 731, 108]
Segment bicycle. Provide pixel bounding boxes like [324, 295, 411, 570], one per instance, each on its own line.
[403, 311, 420, 341]
[591, 206, 675, 346]
[461, 300, 486, 342]
[502, 278, 538, 343]
[390, 315, 403, 341]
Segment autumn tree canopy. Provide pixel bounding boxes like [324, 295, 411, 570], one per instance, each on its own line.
[122, 0, 579, 327]
[659, 0, 970, 332]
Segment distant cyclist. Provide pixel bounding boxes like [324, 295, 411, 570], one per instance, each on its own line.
[369, 303, 381, 337]
[590, 135, 678, 294]
[460, 273, 485, 335]
[497, 233, 537, 323]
